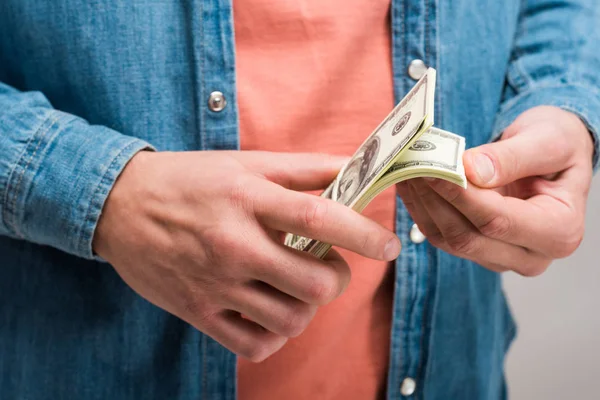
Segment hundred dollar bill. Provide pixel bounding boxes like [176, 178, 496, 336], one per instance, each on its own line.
[284, 68, 467, 258]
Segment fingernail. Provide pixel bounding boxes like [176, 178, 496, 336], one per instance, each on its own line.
[472, 153, 495, 183]
[384, 237, 401, 260]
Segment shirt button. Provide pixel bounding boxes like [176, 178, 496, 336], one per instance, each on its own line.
[407, 59, 428, 81]
[409, 223, 426, 244]
[208, 91, 227, 112]
[400, 377, 417, 396]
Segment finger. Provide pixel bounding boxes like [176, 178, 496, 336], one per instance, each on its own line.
[401, 181, 505, 272]
[250, 246, 351, 306]
[403, 180, 504, 272]
[395, 181, 411, 200]
[225, 281, 318, 338]
[255, 181, 401, 261]
[410, 179, 552, 276]
[464, 129, 575, 188]
[202, 310, 288, 363]
[237, 151, 349, 191]
[424, 177, 579, 258]
[397, 181, 441, 239]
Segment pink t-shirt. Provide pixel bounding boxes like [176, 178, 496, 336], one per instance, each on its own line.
[234, 1, 396, 398]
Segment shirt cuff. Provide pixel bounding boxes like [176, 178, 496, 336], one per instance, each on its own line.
[491, 84, 600, 172]
[2, 109, 154, 259]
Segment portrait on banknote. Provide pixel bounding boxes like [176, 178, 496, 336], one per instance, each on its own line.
[334, 135, 380, 206]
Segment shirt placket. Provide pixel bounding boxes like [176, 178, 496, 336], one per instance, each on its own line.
[192, 0, 238, 398]
[387, 0, 440, 399]
[196, 0, 239, 152]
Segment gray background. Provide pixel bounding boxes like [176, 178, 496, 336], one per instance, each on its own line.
[504, 174, 600, 399]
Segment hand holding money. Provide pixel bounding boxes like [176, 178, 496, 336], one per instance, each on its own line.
[93, 150, 400, 361]
[286, 68, 468, 258]
[398, 106, 594, 275]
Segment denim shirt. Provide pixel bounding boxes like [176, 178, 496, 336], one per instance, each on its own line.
[1, 1, 599, 399]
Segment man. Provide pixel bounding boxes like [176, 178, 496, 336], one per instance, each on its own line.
[0, 0, 598, 399]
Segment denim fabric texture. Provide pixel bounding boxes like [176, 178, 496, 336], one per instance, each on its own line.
[1, 0, 599, 399]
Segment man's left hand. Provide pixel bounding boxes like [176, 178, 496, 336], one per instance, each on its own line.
[397, 106, 595, 276]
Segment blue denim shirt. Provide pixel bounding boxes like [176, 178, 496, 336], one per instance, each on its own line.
[1, 1, 599, 399]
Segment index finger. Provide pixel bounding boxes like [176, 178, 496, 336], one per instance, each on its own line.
[425, 178, 578, 258]
[253, 182, 401, 261]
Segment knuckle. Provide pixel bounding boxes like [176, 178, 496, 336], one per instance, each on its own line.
[516, 259, 551, 277]
[565, 232, 584, 255]
[478, 214, 511, 239]
[300, 198, 329, 231]
[196, 230, 248, 286]
[549, 215, 585, 258]
[556, 228, 584, 258]
[279, 305, 313, 337]
[240, 340, 272, 363]
[445, 228, 479, 256]
[238, 336, 285, 363]
[200, 228, 228, 264]
[305, 275, 338, 305]
[358, 228, 383, 256]
[497, 150, 516, 177]
[184, 300, 217, 327]
[359, 233, 372, 255]
[443, 184, 463, 203]
[228, 174, 255, 209]
[248, 255, 277, 283]
[200, 227, 245, 269]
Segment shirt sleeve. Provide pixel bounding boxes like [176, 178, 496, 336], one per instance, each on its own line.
[0, 82, 154, 259]
[492, 0, 600, 171]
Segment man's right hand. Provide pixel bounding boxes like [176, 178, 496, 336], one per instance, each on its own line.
[92, 151, 401, 362]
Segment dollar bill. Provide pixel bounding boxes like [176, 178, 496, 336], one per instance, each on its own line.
[284, 68, 467, 258]
[355, 127, 466, 212]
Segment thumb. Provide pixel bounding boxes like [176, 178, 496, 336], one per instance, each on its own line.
[464, 130, 573, 188]
[237, 151, 349, 191]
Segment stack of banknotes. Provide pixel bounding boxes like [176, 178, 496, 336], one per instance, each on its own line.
[284, 68, 467, 258]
